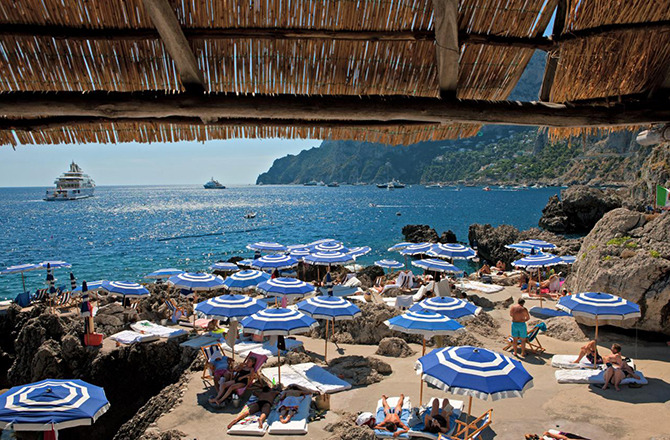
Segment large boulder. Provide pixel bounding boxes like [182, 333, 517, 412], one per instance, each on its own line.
[468, 224, 581, 267]
[401, 224, 457, 244]
[566, 208, 670, 334]
[328, 356, 392, 386]
[538, 186, 624, 233]
[375, 337, 415, 358]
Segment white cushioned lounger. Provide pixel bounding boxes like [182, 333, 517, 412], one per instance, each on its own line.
[555, 369, 647, 385]
[262, 366, 316, 392]
[408, 398, 464, 440]
[267, 394, 312, 435]
[458, 281, 504, 294]
[290, 363, 352, 394]
[130, 320, 188, 339]
[110, 330, 159, 345]
[226, 413, 269, 436]
[374, 397, 412, 439]
[551, 355, 636, 370]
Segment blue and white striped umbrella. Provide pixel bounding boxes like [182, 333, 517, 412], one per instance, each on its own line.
[557, 292, 641, 323]
[560, 255, 577, 264]
[415, 346, 534, 401]
[303, 251, 355, 266]
[101, 281, 150, 298]
[145, 268, 184, 279]
[256, 277, 315, 299]
[38, 261, 72, 270]
[240, 308, 319, 336]
[307, 238, 341, 247]
[237, 259, 254, 267]
[0, 379, 110, 431]
[519, 239, 556, 250]
[297, 296, 361, 320]
[400, 242, 434, 256]
[348, 246, 371, 258]
[385, 310, 464, 338]
[412, 258, 461, 273]
[1, 263, 40, 275]
[427, 243, 476, 260]
[387, 242, 413, 252]
[504, 243, 538, 255]
[288, 247, 312, 258]
[195, 294, 266, 320]
[222, 270, 270, 291]
[512, 253, 564, 269]
[209, 262, 240, 272]
[167, 272, 225, 292]
[311, 242, 350, 253]
[250, 254, 299, 271]
[73, 280, 105, 293]
[410, 296, 482, 320]
[375, 259, 404, 269]
[246, 242, 287, 253]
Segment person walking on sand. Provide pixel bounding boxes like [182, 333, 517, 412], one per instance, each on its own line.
[510, 298, 530, 357]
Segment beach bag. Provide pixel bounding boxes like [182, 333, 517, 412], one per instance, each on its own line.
[315, 393, 330, 410]
[356, 412, 375, 427]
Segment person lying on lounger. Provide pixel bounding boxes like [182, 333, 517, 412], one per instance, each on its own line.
[525, 430, 590, 439]
[374, 394, 409, 438]
[226, 385, 280, 429]
[209, 356, 257, 405]
[277, 384, 311, 424]
[422, 398, 453, 435]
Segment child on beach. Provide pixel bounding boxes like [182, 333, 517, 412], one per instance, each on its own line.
[277, 385, 311, 424]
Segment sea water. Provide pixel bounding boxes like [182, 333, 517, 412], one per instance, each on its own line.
[0, 185, 559, 298]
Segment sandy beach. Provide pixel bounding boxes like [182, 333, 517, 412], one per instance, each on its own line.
[154, 286, 670, 440]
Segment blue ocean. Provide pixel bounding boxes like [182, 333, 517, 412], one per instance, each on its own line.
[0, 185, 559, 299]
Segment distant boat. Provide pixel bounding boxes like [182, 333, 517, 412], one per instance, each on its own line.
[327, 182, 339, 187]
[483, 186, 491, 191]
[204, 177, 226, 189]
[316, 181, 326, 186]
[244, 212, 257, 219]
[44, 162, 95, 201]
[425, 183, 442, 189]
[377, 179, 405, 189]
[303, 180, 318, 186]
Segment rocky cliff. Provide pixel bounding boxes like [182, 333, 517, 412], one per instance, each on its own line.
[567, 208, 670, 334]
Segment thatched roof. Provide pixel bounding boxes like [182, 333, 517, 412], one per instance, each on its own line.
[0, 0, 669, 146]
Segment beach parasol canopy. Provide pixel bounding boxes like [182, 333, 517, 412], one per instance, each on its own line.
[557, 292, 641, 324]
[518, 239, 556, 250]
[560, 255, 577, 264]
[195, 294, 266, 320]
[287, 247, 311, 258]
[412, 258, 462, 273]
[0, 379, 110, 432]
[410, 296, 481, 320]
[387, 242, 414, 252]
[256, 277, 315, 299]
[145, 268, 184, 279]
[427, 243, 476, 260]
[347, 246, 371, 258]
[303, 251, 354, 266]
[297, 296, 361, 361]
[167, 272, 225, 291]
[222, 269, 270, 291]
[101, 281, 150, 298]
[375, 259, 404, 270]
[311, 242, 350, 253]
[399, 243, 434, 256]
[209, 262, 240, 272]
[504, 243, 538, 255]
[240, 308, 318, 336]
[73, 280, 105, 293]
[236, 259, 254, 267]
[250, 254, 299, 271]
[246, 242, 287, 253]
[1, 263, 40, 293]
[512, 253, 564, 269]
[37, 261, 72, 270]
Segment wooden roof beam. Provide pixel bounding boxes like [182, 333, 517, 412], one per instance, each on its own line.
[141, 0, 205, 92]
[539, 0, 567, 102]
[432, 0, 459, 98]
[0, 92, 668, 128]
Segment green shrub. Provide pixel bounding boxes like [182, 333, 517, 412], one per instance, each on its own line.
[650, 250, 661, 258]
[606, 236, 632, 246]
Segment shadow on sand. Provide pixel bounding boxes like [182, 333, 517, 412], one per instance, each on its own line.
[588, 377, 670, 404]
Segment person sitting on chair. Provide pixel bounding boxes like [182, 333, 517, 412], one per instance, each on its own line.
[209, 356, 257, 405]
[374, 394, 409, 438]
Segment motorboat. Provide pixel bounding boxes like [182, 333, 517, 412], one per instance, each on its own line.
[204, 178, 226, 189]
[44, 162, 95, 201]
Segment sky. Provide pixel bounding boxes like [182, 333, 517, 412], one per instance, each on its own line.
[0, 139, 318, 187]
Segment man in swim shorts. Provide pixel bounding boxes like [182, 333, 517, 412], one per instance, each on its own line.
[510, 298, 530, 357]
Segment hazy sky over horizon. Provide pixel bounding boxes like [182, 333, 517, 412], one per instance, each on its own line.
[0, 139, 318, 187]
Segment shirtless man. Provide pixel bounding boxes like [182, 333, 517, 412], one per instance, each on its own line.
[374, 394, 409, 438]
[510, 298, 530, 357]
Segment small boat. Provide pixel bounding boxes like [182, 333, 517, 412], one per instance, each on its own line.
[378, 179, 405, 189]
[327, 182, 339, 187]
[316, 181, 326, 186]
[425, 183, 442, 189]
[204, 177, 226, 189]
[303, 180, 318, 186]
[44, 162, 95, 201]
[244, 212, 257, 219]
[483, 186, 491, 191]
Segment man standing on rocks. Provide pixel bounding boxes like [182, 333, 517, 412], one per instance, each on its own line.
[510, 298, 530, 357]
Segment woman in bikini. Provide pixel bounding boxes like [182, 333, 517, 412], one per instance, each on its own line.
[277, 385, 312, 424]
[209, 356, 257, 405]
[422, 398, 453, 435]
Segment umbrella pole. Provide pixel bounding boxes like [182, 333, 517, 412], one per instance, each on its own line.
[419, 338, 426, 405]
[538, 268, 543, 308]
[594, 316, 599, 370]
[464, 395, 473, 440]
[324, 318, 329, 362]
[278, 351, 281, 384]
[21, 273, 26, 293]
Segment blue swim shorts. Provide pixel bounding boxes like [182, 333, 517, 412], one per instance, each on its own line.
[511, 322, 527, 338]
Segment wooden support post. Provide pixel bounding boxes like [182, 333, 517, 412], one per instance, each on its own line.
[419, 338, 426, 405]
[432, 0, 460, 98]
[142, 0, 205, 92]
[539, 0, 568, 101]
[324, 318, 329, 362]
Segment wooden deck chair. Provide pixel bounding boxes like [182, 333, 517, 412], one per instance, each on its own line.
[165, 298, 189, 323]
[201, 342, 226, 381]
[503, 322, 546, 354]
[228, 351, 268, 400]
[33, 288, 48, 302]
[54, 291, 73, 309]
[445, 408, 492, 440]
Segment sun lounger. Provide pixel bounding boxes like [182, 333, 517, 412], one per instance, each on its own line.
[131, 320, 188, 339]
[551, 355, 636, 370]
[555, 369, 648, 385]
[179, 335, 219, 348]
[374, 396, 412, 439]
[529, 307, 571, 319]
[318, 285, 360, 297]
[262, 363, 351, 394]
[110, 330, 159, 345]
[201, 343, 226, 380]
[458, 281, 503, 294]
[223, 338, 303, 358]
[267, 393, 312, 435]
[503, 322, 546, 355]
[408, 398, 464, 440]
[227, 412, 269, 436]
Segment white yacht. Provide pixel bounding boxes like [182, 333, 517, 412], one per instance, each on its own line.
[44, 162, 95, 201]
[204, 177, 226, 189]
